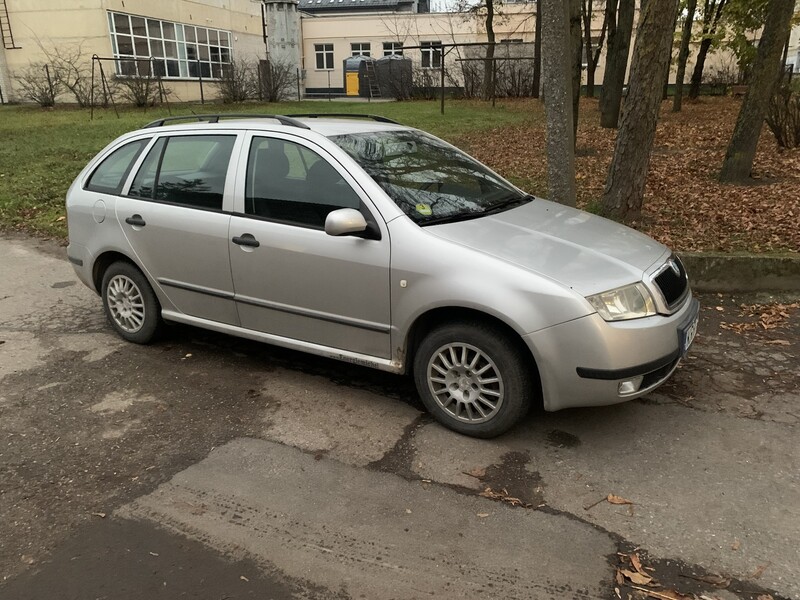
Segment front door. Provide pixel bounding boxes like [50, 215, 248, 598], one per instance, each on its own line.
[228, 133, 391, 359]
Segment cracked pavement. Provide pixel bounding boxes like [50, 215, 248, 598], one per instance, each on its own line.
[0, 234, 798, 599]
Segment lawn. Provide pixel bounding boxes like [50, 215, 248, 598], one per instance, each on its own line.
[0, 96, 797, 253]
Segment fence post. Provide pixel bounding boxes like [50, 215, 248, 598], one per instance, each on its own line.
[197, 60, 205, 104]
[440, 48, 446, 115]
[44, 64, 54, 104]
[90, 55, 95, 120]
[296, 68, 301, 100]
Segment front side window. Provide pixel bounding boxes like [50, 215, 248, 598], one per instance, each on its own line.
[331, 130, 528, 226]
[107, 11, 232, 79]
[315, 43, 334, 70]
[127, 135, 236, 210]
[351, 42, 371, 57]
[383, 42, 403, 56]
[85, 139, 148, 194]
[245, 136, 361, 229]
[421, 41, 442, 69]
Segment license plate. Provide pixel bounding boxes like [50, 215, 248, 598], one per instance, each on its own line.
[678, 300, 700, 356]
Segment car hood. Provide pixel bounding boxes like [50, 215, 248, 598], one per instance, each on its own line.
[427, 199, 669, 296]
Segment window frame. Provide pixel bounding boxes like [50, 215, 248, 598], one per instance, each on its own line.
[382, 41, 403, 56]
[84, 138, 150, 195]
[107, 10, 232, 80]
[351, 42, 371, 57]
[314, 43, 334, 70]
[120, 131, 242, 213]
[421, 41, 443, 69]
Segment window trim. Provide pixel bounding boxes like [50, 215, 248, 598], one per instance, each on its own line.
[314, 43, 334, 70]
[84, 138, 149, 195]
[107, 10, 232, 80]
[382, 41, 403, 57]
[351, 42, 371, 57]
[420, 40, 443, 69]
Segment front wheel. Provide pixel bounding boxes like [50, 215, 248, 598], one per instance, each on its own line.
[413, 322, 534, 438]
[101, 261, 163, 344]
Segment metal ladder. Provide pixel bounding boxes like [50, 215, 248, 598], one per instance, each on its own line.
[1, 0, 20, 50]
[364, 61, 381, 99]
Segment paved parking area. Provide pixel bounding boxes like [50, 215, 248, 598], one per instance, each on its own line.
[1, 234, 798, 599]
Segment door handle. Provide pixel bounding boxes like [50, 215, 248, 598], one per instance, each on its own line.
[125, 214, 146, 227]
[232, 233, 260, 248]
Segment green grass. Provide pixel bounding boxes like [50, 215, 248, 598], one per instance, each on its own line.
[0, 99, 538, 239]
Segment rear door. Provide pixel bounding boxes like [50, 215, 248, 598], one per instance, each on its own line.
[228, 132, 392, 359]
[115, 131, 242, 325]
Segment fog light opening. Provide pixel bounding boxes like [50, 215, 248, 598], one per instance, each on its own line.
[618, 376, 644, 396]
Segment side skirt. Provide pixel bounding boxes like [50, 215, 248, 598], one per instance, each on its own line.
[161, 310, 404, 374]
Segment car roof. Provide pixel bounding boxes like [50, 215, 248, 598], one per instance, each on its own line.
[135, 115, 413, 138]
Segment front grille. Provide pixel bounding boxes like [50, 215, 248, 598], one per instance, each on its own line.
[654, 256, 688, 308]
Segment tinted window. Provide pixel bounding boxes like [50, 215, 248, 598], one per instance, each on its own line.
[127, 135, 235, 210]
[85, 139, 148, 194]
[245, 137, 361, 228]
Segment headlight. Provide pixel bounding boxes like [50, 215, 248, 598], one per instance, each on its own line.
[586, 282, 656, 321]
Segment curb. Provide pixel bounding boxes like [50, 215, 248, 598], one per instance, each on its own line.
[678, 252, 800, 293]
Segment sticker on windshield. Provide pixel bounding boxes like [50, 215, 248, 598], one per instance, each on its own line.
[415, 203, 432, 216]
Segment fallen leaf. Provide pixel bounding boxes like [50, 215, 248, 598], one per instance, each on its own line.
[149, 552, 159, 557]
[476, 512, 489, 518]
[630, 553, 648, 577]
[608, 494, 634, 505]
[749, 563, 770, 579]
[630, 585, 690, 600]
[756, 595, 774, 600]
[463, 467, 486, 479]
[240, 575, 250, 582]
[681, 572, 730, 588]
[91, 512, 106, 518]
[619, 568, 653, 585]
[731, 538, 741, 551]
[765, 339, 790, 346]
[405, 508, 412, 514]
[20, 555, 35, 565]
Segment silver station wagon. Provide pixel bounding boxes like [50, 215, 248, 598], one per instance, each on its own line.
[66, 114, 699, 438]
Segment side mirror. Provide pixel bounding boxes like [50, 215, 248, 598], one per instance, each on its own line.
[325, 208, 368, 237]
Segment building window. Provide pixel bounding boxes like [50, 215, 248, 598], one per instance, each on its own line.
[383, 42, 403, 56]
[500, 38, 523, 44]
[421, 41, 442, 69]
[315, 43, 334, 69]
[351, 43, 371, 57]
[107, 11, 231, 79]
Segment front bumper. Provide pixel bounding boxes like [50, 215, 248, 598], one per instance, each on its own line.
[524, 295, 699, 411]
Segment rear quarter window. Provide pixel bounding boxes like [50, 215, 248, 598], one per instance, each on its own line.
[85, 139, 149, 194]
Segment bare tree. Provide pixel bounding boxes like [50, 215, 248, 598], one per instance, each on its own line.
[569, 0, 582, 143]
[766, 84, 800, 149]
[216, 58, 256, 103]
[599, 0, 635, 128]
[532, 0, 542, 98]
[688, 0, 729, 99]
[541, 0, 576, 206]
[15, 63, 62, 107]
[602, 0, 680, 219]
[260, 58, 297, 102]
[719, 0, 795, 182]
[581, 0, 610, 98]
[673, 0, 698, 112]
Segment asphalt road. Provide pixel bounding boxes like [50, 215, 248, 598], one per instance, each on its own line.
[1, 234, 798, 600]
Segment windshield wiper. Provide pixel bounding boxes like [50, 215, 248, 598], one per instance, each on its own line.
[481, 194, 533, 216]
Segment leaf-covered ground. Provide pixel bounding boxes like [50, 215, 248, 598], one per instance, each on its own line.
[460, 97, 800, 254]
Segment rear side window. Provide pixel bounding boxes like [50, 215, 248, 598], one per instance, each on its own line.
[85, 139, 148, 194]
[127, 135, 236, 210]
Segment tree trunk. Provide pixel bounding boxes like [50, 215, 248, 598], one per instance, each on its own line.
[533, 0, 542, 98]
[582, 0, 594, 97]
[719, 0, 795, 183]
[673, 0, 697, 112]
[602, 0, 680, 220]
[599, 0, 634, 128]
[541, 0, 576, 206]
[482, 0, 496, 101]
[688, 0, 728, 99]
[662, 3, 680, 101]
[570, 0, 583, 144]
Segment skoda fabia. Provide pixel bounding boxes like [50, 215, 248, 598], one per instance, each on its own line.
[66, 114, 699, 438]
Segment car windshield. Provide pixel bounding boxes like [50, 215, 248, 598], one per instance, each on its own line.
[330, 130, 531, 225]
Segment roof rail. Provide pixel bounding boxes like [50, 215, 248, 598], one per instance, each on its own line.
[143, 114, 311, 129]
[286, 113, 401, 125]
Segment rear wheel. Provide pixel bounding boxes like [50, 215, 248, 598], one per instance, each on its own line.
[413, 322, 533, 438]
[101, 261, 162, 344]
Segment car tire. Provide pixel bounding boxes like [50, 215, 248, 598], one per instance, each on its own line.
[101, 261, 162, 344]
[413, 321, 534, 438]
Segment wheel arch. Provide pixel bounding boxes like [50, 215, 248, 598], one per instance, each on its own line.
[92, 250, 140, 294]
[403, 306, 543, 404]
